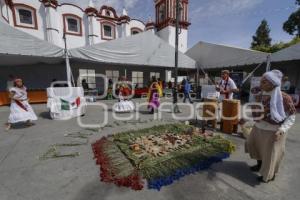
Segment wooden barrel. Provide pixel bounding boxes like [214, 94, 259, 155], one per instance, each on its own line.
[203, 98, 218, 129]
[221, 99, 240, 134]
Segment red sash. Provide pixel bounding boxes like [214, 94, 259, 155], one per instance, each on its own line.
[76, 97, 80, 107]
[219, 79, 229, 99]
[15, 100, 28, 111]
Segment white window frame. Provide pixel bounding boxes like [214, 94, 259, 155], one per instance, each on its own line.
[132, 71, 144, 88]
[78, 69, 96, 89]
[106, 70, 119, 83]
[102, 23, 115, 40]
[65, 16, 81, 34]
[150, 72, 160, 79]
[14, 6, 36, 28]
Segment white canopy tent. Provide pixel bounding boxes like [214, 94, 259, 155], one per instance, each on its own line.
[271, 43, 300, 62]
[0, 20, 85, 120]
[270, 43, 300, 90]
[0, 20, 64, 66]
[186, 41, 269, 69]
[69, 31, 196, 69]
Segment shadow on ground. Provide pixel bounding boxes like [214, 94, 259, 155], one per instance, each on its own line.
[39, 111, 51, 119]
[10, 122, 35, 130]
[73, 179, 129, 200]
[209, 161, 260, 187]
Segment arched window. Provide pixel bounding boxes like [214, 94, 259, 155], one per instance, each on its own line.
[159, 3, 166, 23]
[63, 14, 82, 36]
[101, 22, 115, 40]
[131, 28, 143, 35]
[13, 4, 37, 29]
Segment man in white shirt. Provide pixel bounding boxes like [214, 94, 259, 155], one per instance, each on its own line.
[216, 70, 238, 100]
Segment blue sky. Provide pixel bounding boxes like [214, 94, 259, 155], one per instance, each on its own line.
[60, 0, 299, 48]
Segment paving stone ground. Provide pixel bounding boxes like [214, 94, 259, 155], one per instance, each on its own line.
[0, 99, 299, 200]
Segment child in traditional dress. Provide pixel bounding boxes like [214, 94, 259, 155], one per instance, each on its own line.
[113, 77, 135, 113]
[246, 70, 296, 183]
[147, 77, 163, 114]
[5, 78, 38, 130]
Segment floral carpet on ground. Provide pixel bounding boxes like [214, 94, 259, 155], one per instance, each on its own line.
[92, 124, 235, 191]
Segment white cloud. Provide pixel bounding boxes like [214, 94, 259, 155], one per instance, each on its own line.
[190, 0, 263, 19]
[58, 0, 140, 13]
[124, 0, 139, 9]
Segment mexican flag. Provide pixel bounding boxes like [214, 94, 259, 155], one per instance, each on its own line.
[60, 97, 81, 111]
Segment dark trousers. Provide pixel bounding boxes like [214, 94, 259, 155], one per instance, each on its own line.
[183, 92, 193, 103]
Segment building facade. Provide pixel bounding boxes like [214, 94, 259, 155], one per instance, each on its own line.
[0, 0, 190, 51]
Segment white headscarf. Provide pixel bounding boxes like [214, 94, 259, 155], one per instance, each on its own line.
[263, 70, 286, 123]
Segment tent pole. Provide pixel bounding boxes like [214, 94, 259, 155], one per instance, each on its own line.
[266, 54, 271, 72]
[196, 64, 199, 88]
[173, 0, 181, 113]
[63, 32, 74, 87]
[196, 62, 214, 84]
[241, 62, 264, 86]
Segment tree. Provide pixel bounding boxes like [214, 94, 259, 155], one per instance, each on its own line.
[251, 19, 272, 49]
[283, 0, 300, 36]
[252, 37, 300, 53]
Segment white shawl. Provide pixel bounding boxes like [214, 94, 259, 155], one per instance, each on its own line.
[263, 70, 286, 123]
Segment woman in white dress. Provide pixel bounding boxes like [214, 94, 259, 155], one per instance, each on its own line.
[246, 70, 296, 183]
[113, 77, 135, 113]
[5, 78, 38, 130]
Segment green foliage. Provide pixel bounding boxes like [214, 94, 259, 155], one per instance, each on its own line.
[283, 8, 300, 37]
[251, 19, 272, 49]
[111, 124, 235, 180]
[252, 37, 300, 53]
[283, 0, 300, 36]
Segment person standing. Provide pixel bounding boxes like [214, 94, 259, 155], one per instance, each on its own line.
[168, 81, 173, 89]
[113, 76, 135, 113]
[6, 78, 38, 130]
[216, 70, 238, 100]
[246, 70, 296, 183]
[183, 79, 193, 103]
[147, 77, 163, 114]
[81, 79, 89, 91]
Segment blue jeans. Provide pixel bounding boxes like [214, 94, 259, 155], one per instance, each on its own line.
[183, 92, 193, 103]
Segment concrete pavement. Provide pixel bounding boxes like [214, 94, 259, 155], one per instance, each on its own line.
[0, 99, 299, 200]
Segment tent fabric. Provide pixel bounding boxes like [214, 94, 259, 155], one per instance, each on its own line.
[0, 20, 64, 65]
[186, 41, 269, 69]
[69, 31, 196, 69]
[271, 43, 300, 62]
